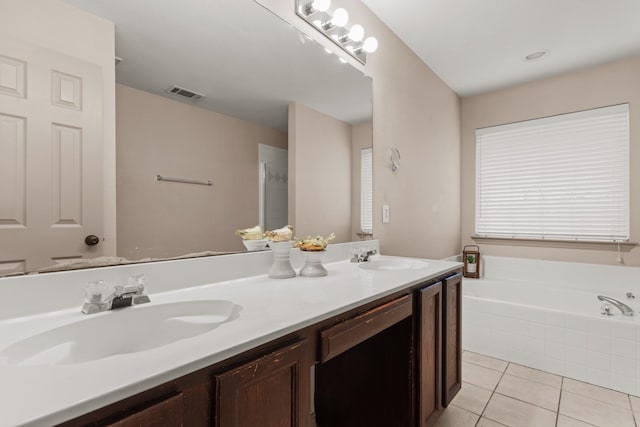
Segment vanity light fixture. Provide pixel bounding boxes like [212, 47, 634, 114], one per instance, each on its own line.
[314, 8, 348, 31]
[359, 37, 379, 54]
[329, 8, 349, 28]
[295, 0, 378, 64]
[301, 0, 331, 15]
[336, 24, 364, 43]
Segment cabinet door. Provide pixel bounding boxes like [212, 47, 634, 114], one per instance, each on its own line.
[106, 393, 183, 426]
[214, 340, 310, 427]
[442, 273, 462, 407]
[418, 282, 442, 426]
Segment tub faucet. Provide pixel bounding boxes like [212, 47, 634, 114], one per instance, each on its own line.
[597, 295, 634, 317]
[82, 274, 151, 314]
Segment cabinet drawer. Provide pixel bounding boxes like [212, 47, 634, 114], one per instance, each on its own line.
[319, 294, 413, 362]
[107, 393, 183, 427]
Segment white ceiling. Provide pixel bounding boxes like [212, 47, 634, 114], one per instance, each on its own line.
[62, 0, 372, 132]
[362, 0, 640, 96]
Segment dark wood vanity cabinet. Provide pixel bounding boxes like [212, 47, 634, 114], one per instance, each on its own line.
[62, 341, 311, 427]
[105, 394, 184, 427]
[315, 273, 461, 427]
[417, 281, 442, 426]
[214, 340, 311, 427]
[315, 295, 414, 427]
[60, 376, 212, 427]
[442, 273, 462, 407]
[58, 269, 462, 427]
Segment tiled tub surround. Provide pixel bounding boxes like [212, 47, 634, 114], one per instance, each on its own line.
[463, 256, 640, 396]
[0, 240, 463, 426]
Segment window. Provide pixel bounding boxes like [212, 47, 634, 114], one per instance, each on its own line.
[475, 104, 629, 242]
[360, 147, 373, 233]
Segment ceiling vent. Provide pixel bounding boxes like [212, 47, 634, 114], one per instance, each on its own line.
[166, 85, 206, 102]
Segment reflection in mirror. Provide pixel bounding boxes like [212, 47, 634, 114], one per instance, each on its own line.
[0, 0, 372, 276]
[259, 145, 288, 231]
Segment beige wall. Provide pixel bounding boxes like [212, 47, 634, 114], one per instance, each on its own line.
[116, 84, 287, 259]
[351, 121, 373, 241]
[0, 0, 117, 255]
[461, 56, 640, 266]
[288, 103, 353, 242]
[259, 0, 462, 259]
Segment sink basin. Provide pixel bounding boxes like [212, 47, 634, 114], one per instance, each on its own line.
[0, 300, 235, 366]
[358, 259, 429, 271]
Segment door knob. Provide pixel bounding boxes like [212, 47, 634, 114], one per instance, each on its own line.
[85, 235, 100, 246]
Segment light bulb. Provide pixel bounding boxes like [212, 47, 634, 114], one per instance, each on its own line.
[311, 0, 331, 12]
[348, 24, 364, 42]
[363, 36, 378, 53]
[331, 8, 349, 27]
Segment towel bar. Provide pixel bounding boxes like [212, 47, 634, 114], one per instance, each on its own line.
[156, 174, 213, 186]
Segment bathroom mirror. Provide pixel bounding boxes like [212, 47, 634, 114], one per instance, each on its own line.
[0, 0, 372, 276]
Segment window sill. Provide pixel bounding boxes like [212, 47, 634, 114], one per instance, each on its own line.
[471, 235, 637, 252]
[356, 232, 374, 241]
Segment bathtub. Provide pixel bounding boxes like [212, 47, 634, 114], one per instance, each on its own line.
[462, 256, 640, 396]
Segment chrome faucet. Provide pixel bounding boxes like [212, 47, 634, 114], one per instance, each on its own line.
[597, 295, 634, 317]
[351, 249, 377, 263]
[82, 274, 151, 314]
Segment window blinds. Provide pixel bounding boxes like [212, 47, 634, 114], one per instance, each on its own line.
[475, 104, 629, 242]
[360, 147, 373, 233]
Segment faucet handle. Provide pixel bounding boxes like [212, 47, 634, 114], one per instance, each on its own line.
[84, 280, 113, 303]
[627, 292, 635, 300]
[117, 274, 147, 295]
[601, 303, 613, 316]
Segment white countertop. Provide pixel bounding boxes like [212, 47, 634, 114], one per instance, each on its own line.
[0, 255, 461, 427]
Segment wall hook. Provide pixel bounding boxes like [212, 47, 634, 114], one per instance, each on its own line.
[389, 147, 400, 172]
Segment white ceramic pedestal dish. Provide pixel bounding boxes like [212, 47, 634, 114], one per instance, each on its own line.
[268, 241, 296, 279]
[242, 239, 270, 251]
[299, 251, 327, 277]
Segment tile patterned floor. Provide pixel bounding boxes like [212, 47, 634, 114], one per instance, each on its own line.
[436, 351, 640, 427]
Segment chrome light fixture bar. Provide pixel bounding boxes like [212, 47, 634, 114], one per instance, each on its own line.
[295, 0, 378, 65]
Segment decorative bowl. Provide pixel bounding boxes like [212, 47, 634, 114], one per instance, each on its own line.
[242, 239, 270, 251]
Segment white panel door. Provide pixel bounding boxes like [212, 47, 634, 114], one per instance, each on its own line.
[0, 36, 103, 274]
